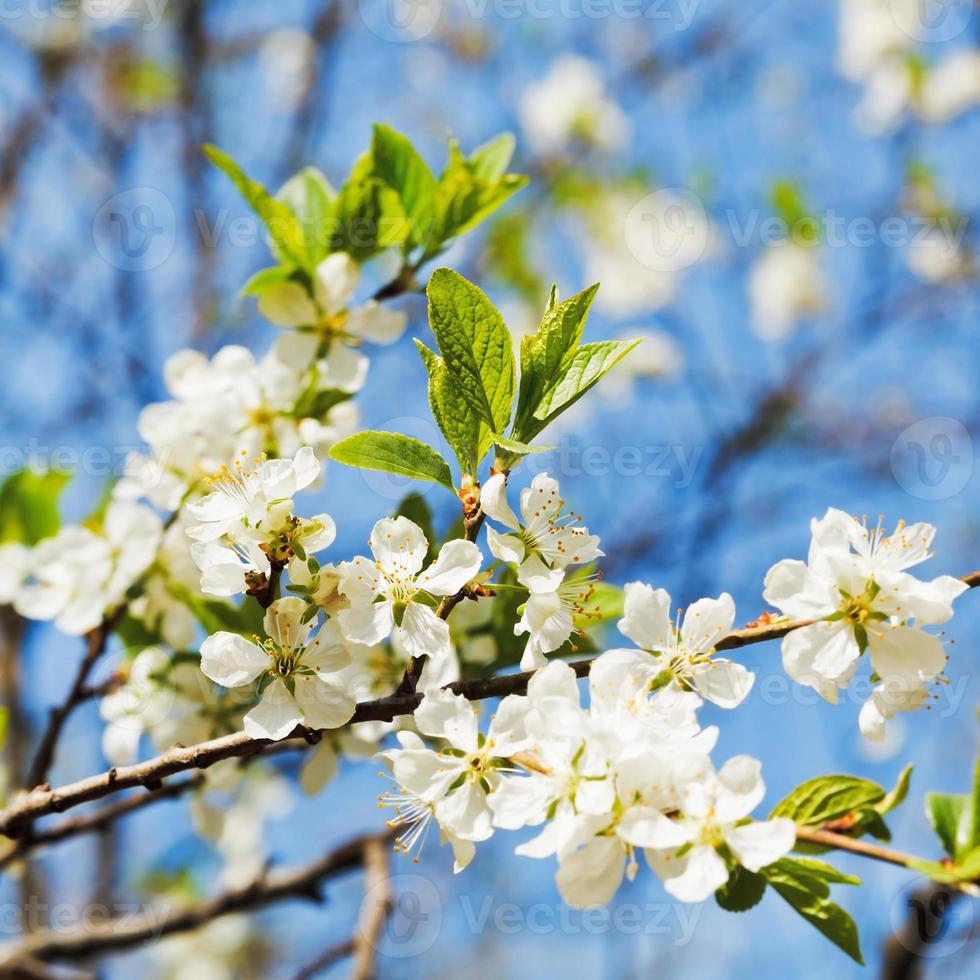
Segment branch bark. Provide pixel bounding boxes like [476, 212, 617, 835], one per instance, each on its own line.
[3, 831, 392, 966]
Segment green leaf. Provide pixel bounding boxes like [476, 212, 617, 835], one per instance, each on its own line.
[426, 138, 527, 255]
[467, 132, 516, 181]
[777, 857, 861, 886]
[761, 859, 864, 964]
[329, 432, 455, 491]
[514, 283, 599, 438]
[416, 341, 484, 474]
[328, 176, 410, 261]
[770, 774, 886, 826]
[967, 748, 980, 854]
[371, 125, 437, 250]
[204, 144, 307, 269]
[493, 435, 554, 470]
[241, 266, 294, 297]
[715, 866, 766, 912]
[277, 166, 335, 267]
[0, 706, 9, 754]
[877, 764, 913, 815]
[0, 469, 70, 545]
[527, 339, 640, 438]
[426, 268, 515, 435]
[926, 792, 970, 859]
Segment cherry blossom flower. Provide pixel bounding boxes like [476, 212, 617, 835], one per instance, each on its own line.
[336, 517, 482, 661]
[764, 509, 967, 738]
[609, 584, 754, 709]
[200, 597, 355, 740]
[645, 756, 796, 902]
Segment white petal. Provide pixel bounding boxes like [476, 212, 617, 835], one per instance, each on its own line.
[480, 472, 520, 529]
[243, 679, 301, 740]
[345, 301, 406, 344]
[299, 740, 338, 795]
[418, 540, 482, 596]
[399, 603, 452, 661]
[650, 844, 728, 903]
[763, 558, 837, 619]
[781, 621, 859, 701]
[516, 555, 565, 594]
[618, 807, 690, 849]
[489, 776, 552, 830]
[714, 755, 766, 822]
[436, 781, 493, 841]
[313, 252, 359, 314]
[556, 836, 625, 908]
[370, 517, 429, 576]
[338, 600, 394, 648]
[695, 660, 755, 709]
[618, 582, 673, 650]
[867, 624, 946, 684]
[725, 818, 796, 871]
[293, 675, 355, 730]
[486, 526, 525, 565]
[519, 474, 562, 524]
[200, 633, 268, 688]
[680, 593, 735, 654]
[414, 689, 479, 750]
[257, 281, 317, 327]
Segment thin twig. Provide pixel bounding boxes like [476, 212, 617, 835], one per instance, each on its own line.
[0, 776, 203, 873]
[3, 831, 392, 966]
[351, 836, 392, 980]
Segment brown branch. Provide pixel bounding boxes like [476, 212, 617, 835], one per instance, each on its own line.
[880, 883, 961, 980]
[292, 939, 356, 980]
[2, 571, 976, 837]
[0, 776, 203, 874]
[794, 826, 919, 871]
[3, 831, 392, 966]
[351, 836, 392, 980]
[24, 606, 126, 791]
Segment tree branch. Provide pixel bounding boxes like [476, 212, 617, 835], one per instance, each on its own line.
[2, 831, 393, 967]
[2, 571, 976, 837]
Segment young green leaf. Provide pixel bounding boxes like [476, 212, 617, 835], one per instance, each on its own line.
[241, 266, 295, 297]
[770, 774, 887, 826]
[416, 341, 484, 474]
[876, 764, 913, 816]
[328, 176, 410, 261]
[329, 431, 455, 492]
[277, 166, 335, 267]
[467, 132, 516, 181]
[0, 469, 70, 545]
[761, 859, 863, 964]
[371, 124, 437, 250]
[525, 339, 640, 439]
[715, 866, 767, 913]
[426, 269, 515, 435]
[204, 144, 307, 269]
[925, 792, 970, 859]
[514, 283, 599, 438]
